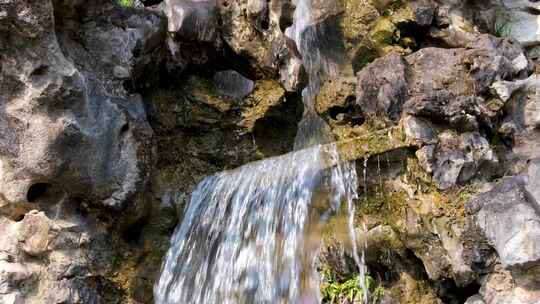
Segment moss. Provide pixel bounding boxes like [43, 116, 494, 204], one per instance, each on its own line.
[239, 79, 286, 130]
[107, 197, 179, 304]
[357, 190, 409, 234]
[370, 18, 397, 47]
[341, 0, 380, 42]
[352, 43, 378, 71]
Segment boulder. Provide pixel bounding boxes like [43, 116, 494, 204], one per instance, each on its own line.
[480, 265, 540, 304]
[501, 0, 540, 48]
[356, 36, 527, 127]
[356, 52, 408, 121]
[467, 177, 540, 269]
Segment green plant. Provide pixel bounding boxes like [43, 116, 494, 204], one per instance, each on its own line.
[320, 268, 384, 304]
[118, 0, 133, 7]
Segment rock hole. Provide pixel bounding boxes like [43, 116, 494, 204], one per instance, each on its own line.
[13, 213, 25, 222]
[439, 280, 481, 303]
[279, 2, 295, 32]
[327, 104, 365, 126]
[120, 123, 129, 134]
[525, 6, 540, 15]
[27, 183, 51, 203]
[121, 217, 149, 243]
[30, 65, 48, 77]
[261, 0, 270, 31]
[260, 17, 269, 31]
[141, 0, 163, 6]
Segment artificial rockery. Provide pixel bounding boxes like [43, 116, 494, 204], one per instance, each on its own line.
[0, 0, 539, 303]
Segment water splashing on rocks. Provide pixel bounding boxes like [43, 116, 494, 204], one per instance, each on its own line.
[154, 145, 358, 303]
[155, 0, 368, 303]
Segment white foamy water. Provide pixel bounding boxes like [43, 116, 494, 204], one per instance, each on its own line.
[154, 145, 358, 304]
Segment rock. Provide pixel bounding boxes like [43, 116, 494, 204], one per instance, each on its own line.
[161, 0, 220, 71]
[18, 212, 52, 256]
[416, 145, 436, 173]
[162, 0, 218, 42]
[480, 265, 540, 304]
[467, 177, 540, 269]
[501, 0, 540, 48]
[280, 55, 308, 92]
[113, 65, 131, 79]
[356, 52, 408, 121]
[526, 158, 540, 206]
[218, 0, 290, 73]
[0, 262, 34, 294]
[0, 210, 114, 303]
[429, 3, 479, 48]
[465, 295, 485, 304]
[58, 5, 167, 91]
[503, 73, 540, 159]
[431, 131, 498, 190]
[213, 70, 255, 99]
[0, 0, 155, 214]
[403, 115, 436, 146]
[491, 78, 531, 102]
[356, 36, 526, 127]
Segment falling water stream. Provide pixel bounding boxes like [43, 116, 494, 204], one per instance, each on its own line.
[155, 0, 368, 303]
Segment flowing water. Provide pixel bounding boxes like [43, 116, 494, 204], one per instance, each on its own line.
[155, 0, 368, 303]
[154, 145, 358, 304]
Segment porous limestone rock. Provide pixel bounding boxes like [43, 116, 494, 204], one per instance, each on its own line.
[467, 177, 540, 269]
[0, 0, 156, 218]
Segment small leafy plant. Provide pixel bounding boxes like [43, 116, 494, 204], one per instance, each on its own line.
[320, 267, 384, 304]
[118, 0, 133, 7]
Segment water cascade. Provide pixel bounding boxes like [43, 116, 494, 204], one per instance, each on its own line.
[155, 0, 367, 303]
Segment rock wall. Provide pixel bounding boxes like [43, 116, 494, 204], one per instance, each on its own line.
[0, 0, 538, 303]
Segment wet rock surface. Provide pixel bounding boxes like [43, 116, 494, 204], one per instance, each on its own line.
[0, 0, 539, 303]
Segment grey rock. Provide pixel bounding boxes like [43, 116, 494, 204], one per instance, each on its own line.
[526, 158, 540, 207]
[428, 131, 498, 190]
[356, 52, 408, 121]
[480, 265, 540, 304]
[433, 149, 472, 190]
[410, 0, 436, 27]
[416, 145, 436, 173]
[503, 73, 540, 159]
[467, 177, 540, 269]
[0, 0, 155, 216]
[163, 0, 218, 42]
[403, 115, 436, 146]
[280, 55, 308, 92]
[213, 70, 255, 100]
[500, 0, 540, 48]
[357, 37, 525, 127]
[113, 65, 131, 79]
[0, 211, 105, 303]
[0, 0, 160, 302]
[465, 295, 485, 304]
[491, 78, 531, 102]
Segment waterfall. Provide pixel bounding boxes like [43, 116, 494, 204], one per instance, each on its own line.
[155, 0, 367, 303]
[154, 145, 357, 304]
[285, 0, 344, 150]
